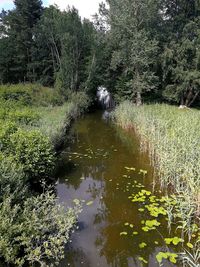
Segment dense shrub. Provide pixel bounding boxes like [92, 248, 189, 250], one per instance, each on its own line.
[0, 87, 32, 105]
[6, 109, 40, 125]
[5, 130, 55, 180]
[0, 88, 88, 266]
[68, 92, 91, 118]
[0, 84, 64, 107]
[0, 155, 28, 203]
[0, 121, 18, 151]
[0, 192, 81, 266]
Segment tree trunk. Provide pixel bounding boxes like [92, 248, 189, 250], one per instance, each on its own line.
[136, 91, 142, 106]
[188, 91, 199, 107]
[85, 53, 96, 91]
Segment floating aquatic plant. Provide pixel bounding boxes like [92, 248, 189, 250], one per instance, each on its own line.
[156, 252, 178, 264]
[139, 242, 147, 248]
[120, 232, 128, 236]
[164, 237, 184, 246]
[138, 256, 148, 264]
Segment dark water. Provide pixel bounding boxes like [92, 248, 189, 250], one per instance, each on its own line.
[57, 112, 179, 267]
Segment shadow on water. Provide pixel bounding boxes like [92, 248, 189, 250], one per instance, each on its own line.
[57, 111, 180, 267]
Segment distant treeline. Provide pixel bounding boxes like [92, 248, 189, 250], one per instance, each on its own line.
[1, 0, 200, 106]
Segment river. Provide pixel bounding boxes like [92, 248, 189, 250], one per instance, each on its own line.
[57, 111, 180, 267]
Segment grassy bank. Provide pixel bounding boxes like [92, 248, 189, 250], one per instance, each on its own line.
[0, 84, 89, 266]
[113, 102, 200, 238]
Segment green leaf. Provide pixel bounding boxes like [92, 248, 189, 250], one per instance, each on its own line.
[186, 242, 193, 249]
[138, 256, 148, 264]
[164, 237, 184, 246]
[120, 232, 128, 236]
[133, 231, 138, 235]
[139, 242, 147, 248]
[156, 252, 168, 263]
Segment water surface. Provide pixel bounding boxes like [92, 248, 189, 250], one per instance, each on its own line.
[57, 111, 178, 267]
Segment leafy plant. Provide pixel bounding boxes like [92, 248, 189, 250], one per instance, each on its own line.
[8, 129, 55, 180]
[0, 192, 81, 266]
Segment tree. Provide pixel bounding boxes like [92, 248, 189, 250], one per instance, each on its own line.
[161, 1, 200, 106]
[106, 0, 159, 105]
[29, 5, 62, 86]
[1, 0, 43, 82]
[162, 20, 200, 106]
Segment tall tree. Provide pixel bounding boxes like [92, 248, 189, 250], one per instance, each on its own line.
[161, 0, 200, 106]
[106, 0, 159, 104]
[3, 0, 43, 82]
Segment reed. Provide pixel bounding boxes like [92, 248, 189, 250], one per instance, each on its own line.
[113, 102, 200, 234]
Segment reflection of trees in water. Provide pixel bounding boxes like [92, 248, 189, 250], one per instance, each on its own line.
[59, 245, 92, 267]
[86, 180, 105, 199]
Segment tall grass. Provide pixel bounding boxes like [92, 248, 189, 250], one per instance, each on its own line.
[113, 102, 200, 234]
[35, 92, 90, 150]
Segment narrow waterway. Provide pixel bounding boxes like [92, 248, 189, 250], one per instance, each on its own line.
[57, 111, 179, 267]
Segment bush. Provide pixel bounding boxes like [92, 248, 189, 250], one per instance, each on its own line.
[6, 109, 41, 125]
[0, 192, 81, 266]
[0, 84, 64, 107]
[0, 121, 18, 151]
[7, 130, 55, 181]
[68, 92, 90, 118]
[0, 154, 28, 203]
[0, 87, 32, 105]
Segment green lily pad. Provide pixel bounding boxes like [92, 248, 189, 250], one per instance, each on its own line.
[120, 232, 128, 236]
[133, 231, 138, 235]
[138, 256, 148, 264]
[156, 252, 177, 264]
[186, 242, 193, 249]
[139, 242, 147, 249]
[164, 237, 184, 245]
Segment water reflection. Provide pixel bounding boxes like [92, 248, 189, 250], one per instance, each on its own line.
[57, 112, 179, 267]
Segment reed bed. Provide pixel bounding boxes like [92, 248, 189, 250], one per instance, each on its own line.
[113, 102, 200, 233]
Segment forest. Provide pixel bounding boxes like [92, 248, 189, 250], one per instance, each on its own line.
[0, 0, 200, 267]
[1, 0, 200, 106]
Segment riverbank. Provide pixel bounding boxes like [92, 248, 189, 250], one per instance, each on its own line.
[113, 102, 200, 249]
[0, 84, 89, 266]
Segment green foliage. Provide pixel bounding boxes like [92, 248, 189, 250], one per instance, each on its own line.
[162, 20, 200, 106]
[6, 109, 40, 125]
[103, 0, 160, 104]
[164, 237, 184, 246]
[0, 121, 18, 151]
[156, 252, 178, 264]
[0, 84, 64, 107]
[7, 129, 55, 180]
[0, 192, 81, 266]
[0, 156, 28, 203]
[0, 89, 88, 266]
